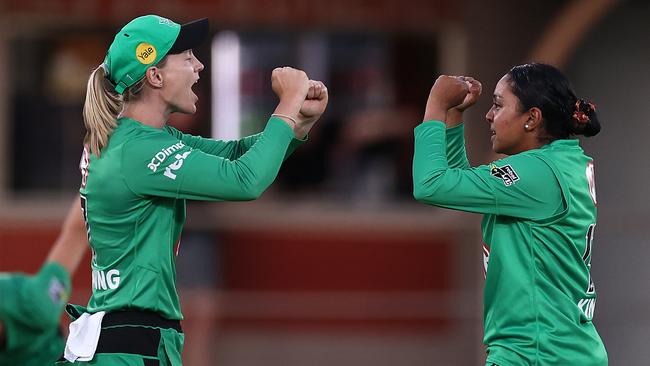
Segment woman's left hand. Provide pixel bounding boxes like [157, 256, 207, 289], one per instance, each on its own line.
[446, 76, 482, 128]
[452, 76, 482, 112]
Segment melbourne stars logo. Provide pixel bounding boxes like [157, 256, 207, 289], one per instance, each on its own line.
[489, 164, 520, 187]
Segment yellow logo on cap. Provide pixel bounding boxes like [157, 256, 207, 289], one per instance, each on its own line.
[135, 43, 157, 65]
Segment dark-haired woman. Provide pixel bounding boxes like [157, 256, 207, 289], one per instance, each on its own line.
[413, 64, 607, 365]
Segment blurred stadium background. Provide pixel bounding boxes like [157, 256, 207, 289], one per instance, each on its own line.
[0, 0, 648, 364]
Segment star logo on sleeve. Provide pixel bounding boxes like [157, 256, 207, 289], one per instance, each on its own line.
[490, 164, 520, 186]
[48, 278, 68, 305]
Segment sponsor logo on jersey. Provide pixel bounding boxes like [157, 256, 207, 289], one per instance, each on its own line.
[48, 277, 68, 305]
[163, 150, 192, 180]
[148, 141, 186, 172]
[489, 164, 520, 186]
[92, 269, 121, 291]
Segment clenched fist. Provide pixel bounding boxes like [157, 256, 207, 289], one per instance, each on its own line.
[291, 80, 329, 139]
[446, 76, 483, 127]
[299, 80, 328, 120]
[453, 76, 482, 112]
[271, 67, 309, 104]
[423, 75, 469, 122]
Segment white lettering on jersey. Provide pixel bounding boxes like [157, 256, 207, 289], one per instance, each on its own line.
[163, 151, 192, 180]
[482, 242, 490, 278]
[147, 141, 186, 172]
[586, 162, 596, 205]
[92, 269, 121, 290]
[577, 298, 596, 320]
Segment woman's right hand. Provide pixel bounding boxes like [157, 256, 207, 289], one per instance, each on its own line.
[293, 80, 328, 139]
[272, 67, 310, 124]
[423, 75, 469, 123]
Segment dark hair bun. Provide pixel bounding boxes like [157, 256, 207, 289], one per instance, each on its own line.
[571, 99, 601, 137]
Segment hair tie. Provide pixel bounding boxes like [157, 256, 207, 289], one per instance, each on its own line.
[271, 113, 297, 128]
[572, 99, 596, 125]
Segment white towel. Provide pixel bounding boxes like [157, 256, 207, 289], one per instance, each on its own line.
[63, 311, 106, 362]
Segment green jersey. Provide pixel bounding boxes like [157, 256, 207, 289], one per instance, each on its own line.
[413, 121, 607, 366]
[79, 116, 300, 320]
[0, 262, 71, 365]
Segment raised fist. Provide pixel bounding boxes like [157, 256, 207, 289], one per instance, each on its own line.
[271, 67, 309, 103]
[423, 75, 469, 122]
[299, 80, 328, 120]
[453, 76, 482, 112]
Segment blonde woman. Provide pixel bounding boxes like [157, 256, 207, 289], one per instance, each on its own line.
[59, 15, 327, 365]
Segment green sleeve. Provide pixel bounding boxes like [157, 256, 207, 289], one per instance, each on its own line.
[0, 262, 70, 335]
[25, 262, 71, 329]
[122, 117, 295, 201]
[165, 125, 304, 161]
[413, 121, 563, 220]
[445, 123, 470, 169]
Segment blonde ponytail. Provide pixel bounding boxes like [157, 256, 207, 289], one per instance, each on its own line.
[83, 65, 123, 157]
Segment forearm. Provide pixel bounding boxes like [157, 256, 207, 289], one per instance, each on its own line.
[173, 117, 295, 201]
[198, 134, 260, 159]
[284, 137, 305, 160]
[413, 122, 496, 213]
[293, 118, 315, 140]
[413, 121, 449, 200]
[414, 123, 563, 218]
[423, 105, 446, 124]
[273, 96, 304, 138]
[446, 123, 471, 169]
[46, 195, 88, 276]
[167, 125, 261, 160]
[446, 108, 463, 128]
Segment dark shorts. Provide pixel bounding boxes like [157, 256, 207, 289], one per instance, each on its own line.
[56, 310, 184, 366]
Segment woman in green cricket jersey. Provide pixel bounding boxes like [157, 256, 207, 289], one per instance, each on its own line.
[413, 63, 607, 365]
[0, 196, 87, 365]
[58, 15, 327, 365]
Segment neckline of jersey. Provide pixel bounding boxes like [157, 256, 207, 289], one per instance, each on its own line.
[542, 138, 580, 150]
[118, 116, 167, 131]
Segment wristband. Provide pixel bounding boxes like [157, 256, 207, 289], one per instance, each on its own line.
[271, 113, 297, 128]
